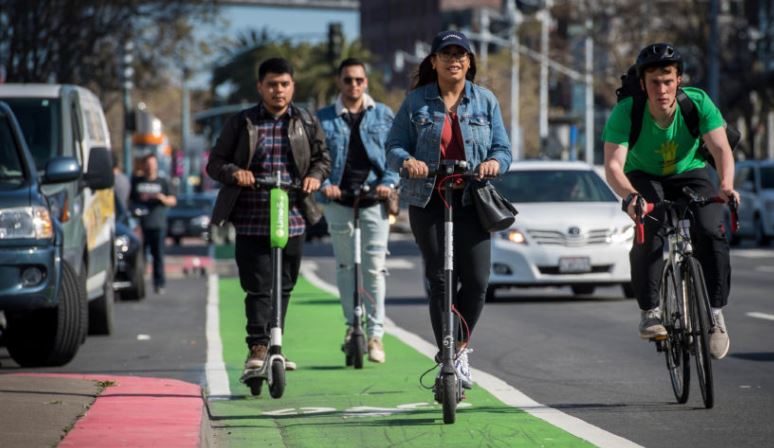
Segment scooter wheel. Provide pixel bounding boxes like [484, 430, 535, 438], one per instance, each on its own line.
[352, 334, 365, 369]
[345, 352, 354, 367]
[269, 359, 286, 399]
[245, 377, 262, 396]
[442, 374, 457, 424]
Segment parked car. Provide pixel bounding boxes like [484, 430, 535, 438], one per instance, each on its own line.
[487, 161, 634, 300]
[114, 196, 146, 301]
[0, 84, 116, 335]
[733, 159, 774, 246]
[166, 191, 216, 245]
[0, 101, 87, 366]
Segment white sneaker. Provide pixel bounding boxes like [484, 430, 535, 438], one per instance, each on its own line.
[709, 310, 730, 360]
[367, 338, 386, 363]
[454, 348, 473, 390]
[639, 308, 667, 339]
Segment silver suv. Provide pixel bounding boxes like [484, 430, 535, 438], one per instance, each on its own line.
[734, 159, 774, 246]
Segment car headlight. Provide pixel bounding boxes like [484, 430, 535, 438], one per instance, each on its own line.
[610, 224, 635, 244]
[0, 206, 54, 240]
[500, 229, 527, 244]
[114, 235, 131, 253]
[192, 215, 211, 228]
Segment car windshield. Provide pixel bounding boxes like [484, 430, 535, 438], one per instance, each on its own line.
[761, 167, 774, 190]
[494, 169, 618, 203]
[0, 116, 25, 185]
[1, 98, 61, 171]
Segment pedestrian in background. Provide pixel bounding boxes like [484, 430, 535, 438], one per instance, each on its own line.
[206, 57, 331, 372]
[113, 156, 130, 211]
[130, 153, 176, 295]
[317, 58, 397, 364]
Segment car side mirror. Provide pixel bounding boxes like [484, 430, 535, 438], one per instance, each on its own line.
[43, 156, 82, 184]
[83, 147, 114, 190]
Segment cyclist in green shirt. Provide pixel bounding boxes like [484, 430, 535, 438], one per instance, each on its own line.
[602, 43, 740, 360]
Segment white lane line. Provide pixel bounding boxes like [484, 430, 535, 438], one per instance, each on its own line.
[747, 312, 774, 322]
[300, 261, 642, 448]
[206, 273, 231, 398]
[733, 249, 774, 259]
[755, 266, 774, 273]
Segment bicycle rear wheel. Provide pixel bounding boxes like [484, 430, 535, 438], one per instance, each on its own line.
[661, 265, 690, 403]
[685, 257, 714, 409]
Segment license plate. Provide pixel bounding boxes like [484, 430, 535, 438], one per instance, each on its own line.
[559, 256, 591, 273]
[171, 221, 186, 235]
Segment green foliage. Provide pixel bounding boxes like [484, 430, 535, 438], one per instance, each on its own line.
[211, 29, 387, 109]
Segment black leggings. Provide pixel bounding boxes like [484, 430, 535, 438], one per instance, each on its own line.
[409, 190, 491, 349]
[235, 234, 304, 347]
[627, 168, 731, 310]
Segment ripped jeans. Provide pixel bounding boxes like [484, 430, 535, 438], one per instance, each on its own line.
[324, 201, 390, 339]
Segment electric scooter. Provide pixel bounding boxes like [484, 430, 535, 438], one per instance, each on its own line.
[339, 184, 383, 369]
[403, 159, 477, 424]
[240, 172, 301, 399]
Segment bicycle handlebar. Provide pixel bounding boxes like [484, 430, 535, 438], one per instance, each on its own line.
[634, 186, 739, 245]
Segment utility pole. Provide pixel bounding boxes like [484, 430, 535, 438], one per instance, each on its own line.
[479, 8, 490, 68]
[122, 41, 134, 177]
[538, 0, 552, 153]
[507, 0, 523, 160]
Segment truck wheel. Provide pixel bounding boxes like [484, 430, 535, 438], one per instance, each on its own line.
[89, 263, 115, 335]
[6, 261, 88, 367]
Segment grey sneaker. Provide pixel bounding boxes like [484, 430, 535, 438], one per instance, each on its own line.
[709, 310, 730, 360]
[639, 308, 667, 339]
[454, 348, 473, 390]
[341, 326, 353, 352]
[245, 344, 268, 369]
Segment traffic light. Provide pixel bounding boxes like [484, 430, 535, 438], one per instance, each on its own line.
[122, 41, 134, 90]
[327, 22, 344, 64]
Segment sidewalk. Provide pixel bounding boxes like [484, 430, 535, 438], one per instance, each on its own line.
[0, 373, 208, 448]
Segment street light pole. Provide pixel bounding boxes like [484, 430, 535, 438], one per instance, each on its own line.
[584, 18, 594, 166]
[538, 1, 552, 153]
[181, 66, 191, 194]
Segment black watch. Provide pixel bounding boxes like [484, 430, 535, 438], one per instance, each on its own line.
[622, 193, 638, 212]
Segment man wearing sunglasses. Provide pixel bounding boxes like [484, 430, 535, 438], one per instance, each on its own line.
[317, 58, 397, 364]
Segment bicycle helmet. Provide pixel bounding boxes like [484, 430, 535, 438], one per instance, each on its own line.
[635, 43, 683, 77]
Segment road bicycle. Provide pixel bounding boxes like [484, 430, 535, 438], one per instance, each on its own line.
[636, 186, 738, 409]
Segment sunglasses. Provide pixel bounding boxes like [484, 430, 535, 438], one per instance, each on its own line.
[436, 51, 468, 62]
[342, 76, 365, 85]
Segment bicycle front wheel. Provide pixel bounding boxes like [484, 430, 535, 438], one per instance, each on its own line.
[685, 257, 714, 409]
[662, 264, 689, 404]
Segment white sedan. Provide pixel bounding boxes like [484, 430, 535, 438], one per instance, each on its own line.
[487, 161, 634, 300]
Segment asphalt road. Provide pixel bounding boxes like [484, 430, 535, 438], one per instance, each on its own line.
[309, 238, 774, 448]
[0, 239, 210, 385]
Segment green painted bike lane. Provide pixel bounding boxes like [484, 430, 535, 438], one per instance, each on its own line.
[209, 276, 594, 448]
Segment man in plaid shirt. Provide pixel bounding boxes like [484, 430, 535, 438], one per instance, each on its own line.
[207, 58, 331, 371]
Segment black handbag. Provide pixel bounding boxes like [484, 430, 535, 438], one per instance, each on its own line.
[471, 182, 518, 232]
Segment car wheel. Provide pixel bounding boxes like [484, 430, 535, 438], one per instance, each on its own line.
[622, 282, 636, 299]
[485, 285, 497, 303]
[89, 262, 115, 335]
[754, 215, 771, 246]
[5, 261, 87, 367]
[571, 285, 595, 296]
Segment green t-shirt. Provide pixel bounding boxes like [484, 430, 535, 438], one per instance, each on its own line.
[602, 87, 724, 176]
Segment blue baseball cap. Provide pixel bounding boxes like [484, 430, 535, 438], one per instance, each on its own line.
[431, 30, 473, 54]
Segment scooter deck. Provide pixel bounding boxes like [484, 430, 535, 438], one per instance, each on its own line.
[240, 367, 266, 383]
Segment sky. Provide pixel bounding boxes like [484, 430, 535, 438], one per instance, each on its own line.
[191, 5, 360, 90]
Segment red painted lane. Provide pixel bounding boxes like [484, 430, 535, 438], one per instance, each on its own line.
[23, 374, 203, 448]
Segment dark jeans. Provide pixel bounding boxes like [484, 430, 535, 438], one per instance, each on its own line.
[627, 167, 731, 310]
[142, 227, 166, 289]
[235, 234, 304, 348]
[409, 190, 491, 349]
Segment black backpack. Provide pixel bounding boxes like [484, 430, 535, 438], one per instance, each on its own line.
[615, 64, 740, 167]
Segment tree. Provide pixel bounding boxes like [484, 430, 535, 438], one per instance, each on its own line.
[0, 0, 216, 95]
[210, 28, 387, 109]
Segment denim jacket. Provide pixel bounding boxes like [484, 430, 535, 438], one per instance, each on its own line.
[316, 94, 397, 203]
[385, 81, 512, 207]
